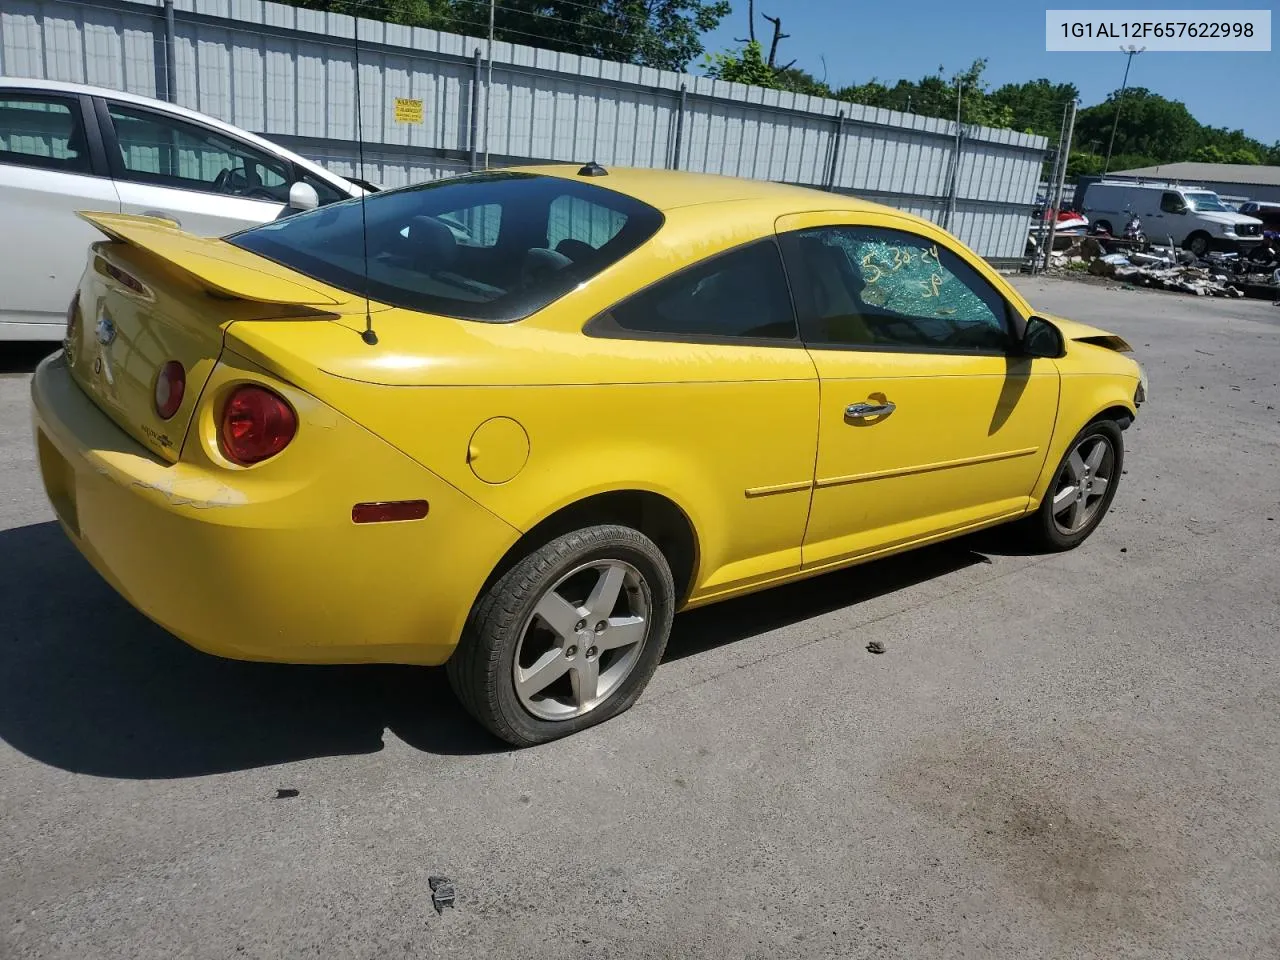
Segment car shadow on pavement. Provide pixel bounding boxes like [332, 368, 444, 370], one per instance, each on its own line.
[0, 520, 989, 778]
[664, 543, 985, 661]
[0, 521, 502, 777]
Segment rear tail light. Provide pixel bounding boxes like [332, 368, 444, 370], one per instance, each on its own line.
[154, 361, 186, 420]
[65, 291, 80, 342]
[219, 385, 297, 465]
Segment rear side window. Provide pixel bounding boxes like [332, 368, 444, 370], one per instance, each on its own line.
[230, 172, 664, 322]
[0, 96, 91, 173]
[590, 240, 797, 342]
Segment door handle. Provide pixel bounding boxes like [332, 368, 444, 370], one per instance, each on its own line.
[845, 401, 896, 421]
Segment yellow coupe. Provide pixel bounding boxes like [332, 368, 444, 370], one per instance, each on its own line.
[31, 164, 1147, 745]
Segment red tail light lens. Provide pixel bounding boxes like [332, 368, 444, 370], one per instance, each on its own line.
[154, 361, 186, 420]
[65, 291, 80, 341]
[219, 385, 297, 465]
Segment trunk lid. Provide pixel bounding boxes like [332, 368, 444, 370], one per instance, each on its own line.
[66, 212, 369, 462]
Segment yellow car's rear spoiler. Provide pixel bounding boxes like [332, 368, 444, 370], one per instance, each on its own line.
[76, 211, 343, 306]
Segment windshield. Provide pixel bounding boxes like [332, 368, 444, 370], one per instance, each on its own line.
[229, 172, 664, 322]
[1184, 191, 1228, 212]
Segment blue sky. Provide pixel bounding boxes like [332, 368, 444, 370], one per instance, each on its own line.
[698, 1, 1279, 145]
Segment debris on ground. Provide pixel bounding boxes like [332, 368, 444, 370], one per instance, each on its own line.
[1030, 237, 1280, 301]
[274, 788, 299, 800]
[428, 876, 456, 914]
[866, 641, 886, 655]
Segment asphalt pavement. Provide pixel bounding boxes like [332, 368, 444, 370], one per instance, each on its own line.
[2, 278, 1278, 959]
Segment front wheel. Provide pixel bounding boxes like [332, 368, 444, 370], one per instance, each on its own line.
[1019, 419, 1124, 551]
[447, 525, 676, 746]
[1185, 232, 1210, 258]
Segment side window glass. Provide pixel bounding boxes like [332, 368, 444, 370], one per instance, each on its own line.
[548, 194, 628, 255]
[598, 240, 797, 341]
[1160, 192, 1184, 214]
[108, 104, 291, 201]
[0, 96, 91, 173]
[783, 226, 1010, 353]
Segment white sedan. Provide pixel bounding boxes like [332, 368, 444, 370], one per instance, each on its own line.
[0, 77, 366, 341]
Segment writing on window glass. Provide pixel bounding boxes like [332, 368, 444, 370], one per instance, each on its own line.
[846, 238, 987, 323]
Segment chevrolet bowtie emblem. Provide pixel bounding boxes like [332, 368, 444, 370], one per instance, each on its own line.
[95, 313, 116, 346]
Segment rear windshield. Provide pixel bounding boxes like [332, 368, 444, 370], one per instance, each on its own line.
[229, 172, 664, 322]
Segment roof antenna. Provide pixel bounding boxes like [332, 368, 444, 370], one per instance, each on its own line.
[352, 11, 377, 345]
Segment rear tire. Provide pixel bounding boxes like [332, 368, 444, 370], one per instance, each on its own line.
[447, 524, 675, 747]
[1018, 419, 1124, 552]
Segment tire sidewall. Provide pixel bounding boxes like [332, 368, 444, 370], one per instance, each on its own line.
[1038, 419, 1125, 549]
[484, 528, 675, 745]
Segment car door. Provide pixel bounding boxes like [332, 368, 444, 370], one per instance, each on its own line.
[96, 99, 293, 236]
[1150, 190, 1186, 243]
[0, 89, 120, 335]
[584, 237, 820, 598]
[777, 212, 1059, 572]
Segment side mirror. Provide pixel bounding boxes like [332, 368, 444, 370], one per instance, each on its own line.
[287, 181, 320, 212]
[1022, 316, 1065, 359]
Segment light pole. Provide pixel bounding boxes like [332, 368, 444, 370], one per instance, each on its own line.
[1103, 45, 1144, 175]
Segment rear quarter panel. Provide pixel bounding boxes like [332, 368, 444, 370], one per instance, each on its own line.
[226, 199, 827, 600]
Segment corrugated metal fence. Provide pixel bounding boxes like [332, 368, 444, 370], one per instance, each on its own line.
[1, 0, 1048, 259]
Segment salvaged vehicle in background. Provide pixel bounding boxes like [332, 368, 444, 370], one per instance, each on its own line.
[32, 165, 1147, 745]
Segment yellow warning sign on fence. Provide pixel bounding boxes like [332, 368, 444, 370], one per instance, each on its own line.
[394, 98, 424, 124]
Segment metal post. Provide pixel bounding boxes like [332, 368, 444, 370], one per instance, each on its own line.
[1103, 45, 1143, 175]
[942, 82, 963, 230]
[163, 0, 176, 102]
[1043, 99, 1078, 272]
[483, 0, 495, 170]
[825, 111, 845, 191]
[670, 84, 687, 170]
[1032, 102, 1070, 274]
[469, 48, 481, 171]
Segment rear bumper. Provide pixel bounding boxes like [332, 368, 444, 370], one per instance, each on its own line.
[31, 352, 519, 665]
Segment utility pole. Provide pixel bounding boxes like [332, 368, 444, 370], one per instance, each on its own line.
[943, 81, 963, 230]
[1103, 45, 1144, 175]
[1032, 101, 1070, 274]
[1043, 98, 1078, 272]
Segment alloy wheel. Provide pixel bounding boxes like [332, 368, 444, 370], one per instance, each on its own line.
[512, 560, 651, 721]
[1051, 433, 1116, 535]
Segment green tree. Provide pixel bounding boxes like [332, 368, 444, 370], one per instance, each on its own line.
[988, 78, 1080, 139]
[703, 39, 780, 88]
[834, 59, 1011, 128]
[291, 0, 730, 72]
[773, 65, 831, 97]
[1073, 88, 1200, 165]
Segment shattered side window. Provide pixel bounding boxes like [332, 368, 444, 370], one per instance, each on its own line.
[781, 225, 1012, 353]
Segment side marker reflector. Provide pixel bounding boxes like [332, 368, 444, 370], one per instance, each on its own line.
[352, 500, 430, 524]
